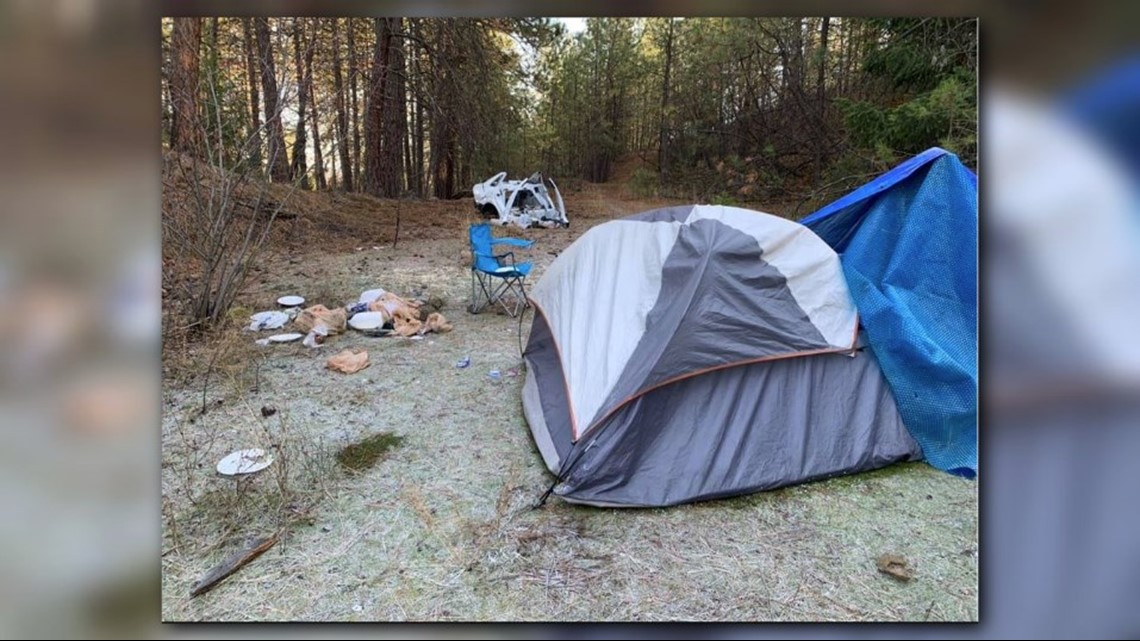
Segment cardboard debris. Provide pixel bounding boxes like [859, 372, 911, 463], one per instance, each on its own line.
[294, 304, 347, 335]
[366, 293, 452, 337]
[326, 349, 370, 374]
[424, 312, 453, 334]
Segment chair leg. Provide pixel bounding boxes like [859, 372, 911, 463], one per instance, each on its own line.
[496, 276, 528, 318]
[471, 271, 530, 318]
[469, 270, 494, 314]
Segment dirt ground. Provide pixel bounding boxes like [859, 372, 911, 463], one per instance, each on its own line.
[160, 177, 978, 622]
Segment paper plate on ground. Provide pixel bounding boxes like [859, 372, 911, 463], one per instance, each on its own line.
[267, 332, 304, 343]
[348, 311, 386, 331]
[216, 448, 274, 476]
[277, 295, 305, 307]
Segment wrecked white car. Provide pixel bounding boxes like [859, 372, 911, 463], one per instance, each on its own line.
[473, 171, 569, 229]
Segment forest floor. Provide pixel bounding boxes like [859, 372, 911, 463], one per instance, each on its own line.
[160, 159, 978, 622]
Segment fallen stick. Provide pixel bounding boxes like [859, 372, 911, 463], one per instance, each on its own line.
[190, 533, 279, 597]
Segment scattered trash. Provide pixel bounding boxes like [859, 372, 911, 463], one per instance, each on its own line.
[488, 369, 502, 383]
[260, 406, 277, 418]
[277, 295, 305, 307]
[359, 288, 387, 304]
[254, 338, 270, 347]
[294, 304, 347, 335]
[248, 310, 289, 331]
[326, 349, 371, 374]
[302, 325, 328, 348]
[267, 332, 304, 343]
[455, 356, 470, 369]
[348, 311, 387, 333]
[190, 533, 279, 597]
[473, 170, 569, 229]
[216, 448, 275, 476]
[875, 553, 914, 582]
[506, 368, 519, 378]
[423, 312, 453, 334]
[347, 301, 370, 315]
[408, 335, 424, 341]
[352, 604, 364, 613]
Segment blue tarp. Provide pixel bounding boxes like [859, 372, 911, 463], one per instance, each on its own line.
[800, 148, 978, 477]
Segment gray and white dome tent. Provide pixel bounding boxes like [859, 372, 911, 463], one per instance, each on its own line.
[521, 204, 922, 508]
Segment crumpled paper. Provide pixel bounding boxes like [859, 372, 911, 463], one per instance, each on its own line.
[325, 349, 370, 374]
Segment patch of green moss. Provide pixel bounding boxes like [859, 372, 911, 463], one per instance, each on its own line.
[336, 432, 404, 472]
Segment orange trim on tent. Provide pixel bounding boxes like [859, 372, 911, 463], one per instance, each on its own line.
[526, 299, 581, 441]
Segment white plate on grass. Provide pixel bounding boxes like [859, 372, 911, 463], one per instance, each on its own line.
[348, 311, 386, 331]
[277, 295, 305, 307]
[216, 448, 274, 476]
[267, 332, 304, 343]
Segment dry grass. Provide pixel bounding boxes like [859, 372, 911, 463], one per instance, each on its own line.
[161, 171, 978, 622]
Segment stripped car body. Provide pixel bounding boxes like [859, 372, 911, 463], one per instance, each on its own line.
[473, 171, 569, 229]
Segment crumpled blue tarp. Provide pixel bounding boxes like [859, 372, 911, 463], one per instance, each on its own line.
[801, 148, 978, 477]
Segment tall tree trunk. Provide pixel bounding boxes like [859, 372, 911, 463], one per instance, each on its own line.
[290, 19, 310, 188]
[817, 17, 830, 107]
[348, 20, 362, 191]
[363, 18, 390, 196]
[331, 18, 353, 191]
[241, 18, 262, 171]
[255, 18, 290, 182]
[208, 17, 219, 59]
[412, 20, 425, 196]
[380, 17, 406, 197]
[788, 17, 805, 98]
[815, 16, 831, 182]
[305, 21, 326, 189]
[169, 17, 203, 157]
[658, 17, 674, 178]
[402, 27, 413, 195]
[428, 20, 456, 199]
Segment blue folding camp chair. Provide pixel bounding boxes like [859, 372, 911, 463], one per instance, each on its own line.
[467, 223, 535, 317]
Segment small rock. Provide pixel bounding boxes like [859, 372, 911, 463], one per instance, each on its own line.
[352, 604, 363, 612]
[926, 494, 933, 500]
[321, 525, 332, 533]
[261, 406, 277, 418]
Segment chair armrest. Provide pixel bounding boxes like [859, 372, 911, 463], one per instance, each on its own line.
[491, 237, 535, 249]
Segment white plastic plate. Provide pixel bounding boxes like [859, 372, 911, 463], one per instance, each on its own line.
[267, 332, 304, 343]
[216, 448, 274, 476]
[348, 311, 386, 331]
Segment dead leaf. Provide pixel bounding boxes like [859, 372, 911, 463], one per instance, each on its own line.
[876, 553, 913, 582]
